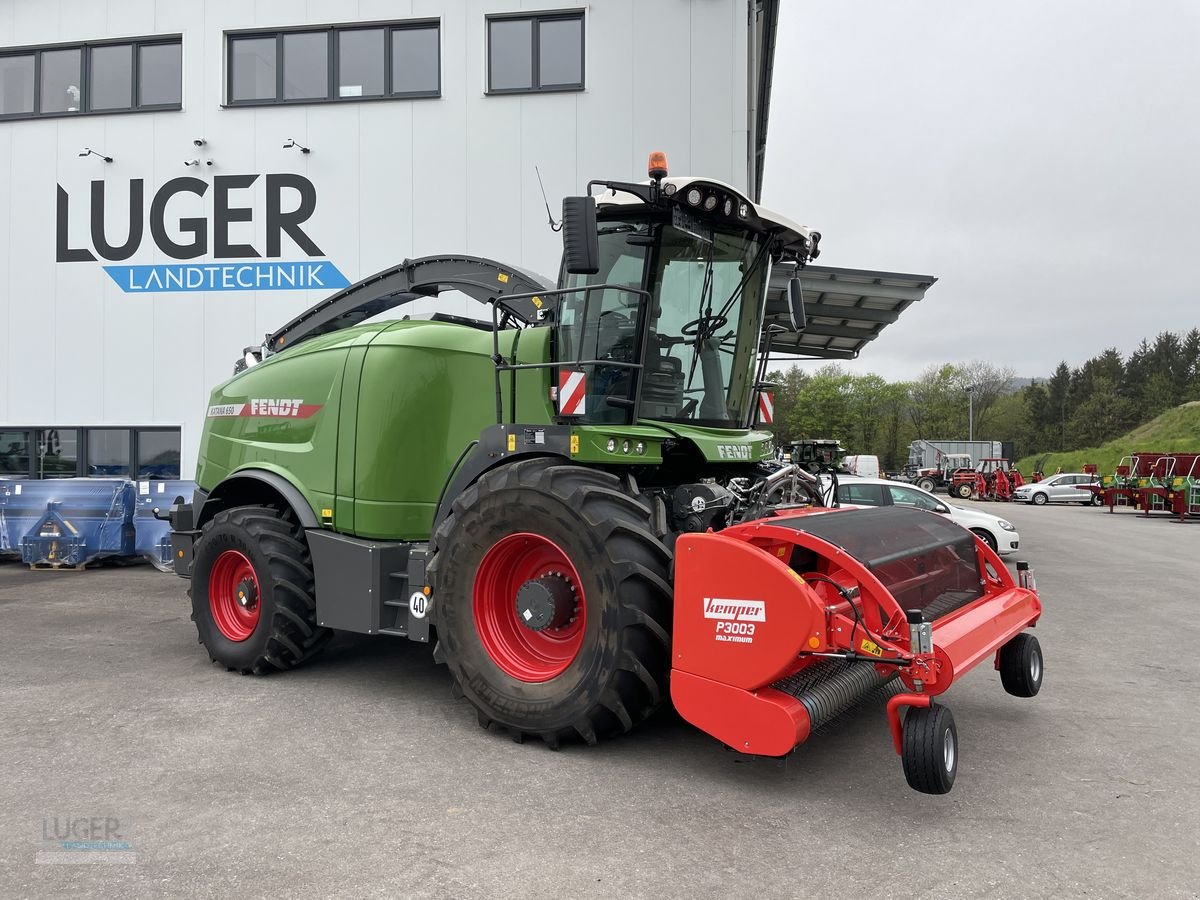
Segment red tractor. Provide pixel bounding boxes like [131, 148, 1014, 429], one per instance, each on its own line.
[950, 458, 1025, 501]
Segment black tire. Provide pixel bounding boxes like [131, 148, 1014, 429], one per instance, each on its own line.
[916, 477, 936, 493]
[998, 632, 1042, 697]
[1091, 493, 1104, 506]
[190, 505, 331, 674]
[1031, 491, 1048, 506]
[428, 458, 672, 748]
[902, 703, 958, 794]
[970, 528, 998, 553]
[952, 482, 973, 500]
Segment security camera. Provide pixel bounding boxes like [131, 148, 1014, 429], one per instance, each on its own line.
[183, 159, 199, 167]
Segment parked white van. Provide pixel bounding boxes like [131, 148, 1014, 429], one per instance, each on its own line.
[841, 455, 881, 478]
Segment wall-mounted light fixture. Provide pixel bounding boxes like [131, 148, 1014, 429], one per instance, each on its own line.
[78, 147, 113, 163]
[282, 138, 310, 154]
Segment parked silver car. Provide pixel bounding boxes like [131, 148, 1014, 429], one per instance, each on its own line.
[1012, 473, 1102, 506]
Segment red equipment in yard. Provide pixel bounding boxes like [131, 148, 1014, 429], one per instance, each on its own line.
[950, 458, 1025, 501]
[671, 505, 1043, 794]
[1168, 455, 1200, 521]
[1096, 457, 1141, 510]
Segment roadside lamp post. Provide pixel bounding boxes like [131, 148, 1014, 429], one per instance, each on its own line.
[966, 385, 975, 443]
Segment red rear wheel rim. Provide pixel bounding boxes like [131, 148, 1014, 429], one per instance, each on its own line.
[473, 533, 586, 682]
[208, 549, 261, 642]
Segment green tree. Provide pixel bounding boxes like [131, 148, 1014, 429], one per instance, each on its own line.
[1067, 375, 1138, 447]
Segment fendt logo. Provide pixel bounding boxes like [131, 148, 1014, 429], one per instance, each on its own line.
[206, 399, 322, 419]
[56, 174, 350, 293]
[702, 598, 766, 622]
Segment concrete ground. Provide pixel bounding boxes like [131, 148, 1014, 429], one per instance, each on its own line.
[1, 501, 1198, 899]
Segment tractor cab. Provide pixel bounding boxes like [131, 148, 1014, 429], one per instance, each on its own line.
[550, 153, 818, 431]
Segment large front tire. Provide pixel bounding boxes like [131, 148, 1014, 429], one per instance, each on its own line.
[190, 506, 331, 674]
[428, 459, 672, 747]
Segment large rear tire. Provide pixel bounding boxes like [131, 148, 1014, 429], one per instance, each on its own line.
[190, 506, 331, 674]
[916, 477, 936, 493]
[428, 458, 672, 747]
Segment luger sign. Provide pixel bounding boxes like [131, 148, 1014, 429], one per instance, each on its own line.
[56, 173, 350, 293]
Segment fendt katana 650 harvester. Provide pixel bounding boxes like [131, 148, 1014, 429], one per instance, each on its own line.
[171, 154, 1045, 793]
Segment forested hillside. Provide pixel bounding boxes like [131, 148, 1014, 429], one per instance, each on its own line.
[765, 329, 1200, 470]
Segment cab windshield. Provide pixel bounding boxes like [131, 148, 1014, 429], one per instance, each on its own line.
[560, 215, 768, 428]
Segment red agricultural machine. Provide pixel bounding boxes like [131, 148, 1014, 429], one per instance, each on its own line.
[673, 505, 1043, 794]
[1166, 455, 1200, 521]
[950, 458, 1026, 501]
[1085, 453, 1200, 519]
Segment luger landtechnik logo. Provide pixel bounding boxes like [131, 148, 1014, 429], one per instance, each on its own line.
[56, 173, 350, 293]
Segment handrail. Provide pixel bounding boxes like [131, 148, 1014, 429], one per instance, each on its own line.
[488, 283, 652, 426]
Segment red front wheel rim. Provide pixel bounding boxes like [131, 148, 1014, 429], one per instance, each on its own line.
[209, 549, 261, 642]
[473, 533, 587, 682]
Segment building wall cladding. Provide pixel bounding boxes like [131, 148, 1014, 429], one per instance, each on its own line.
[0, 0, 753, 472]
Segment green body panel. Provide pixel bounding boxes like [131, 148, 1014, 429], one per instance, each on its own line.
[335, 345, 368, 532]
[195, 325, 380, 520]
[650, 423, 776, 464]
[351, 321, 551, 539]
[564, 424, 772, 465]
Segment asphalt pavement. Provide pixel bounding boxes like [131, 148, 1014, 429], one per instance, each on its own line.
[1, 500, 1198, 898]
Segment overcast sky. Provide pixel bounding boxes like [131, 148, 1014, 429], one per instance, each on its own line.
[761, 1, 1200, 382]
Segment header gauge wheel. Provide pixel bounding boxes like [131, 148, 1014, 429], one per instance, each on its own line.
[429, 458, 672, 747]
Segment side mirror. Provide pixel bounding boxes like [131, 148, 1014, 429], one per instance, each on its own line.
[562, 196, 600, 275]
[787, 277, 806, 331]
[936, 503, 950, 515]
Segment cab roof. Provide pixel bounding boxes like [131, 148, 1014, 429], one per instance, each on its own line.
[594, 176, 817, 259]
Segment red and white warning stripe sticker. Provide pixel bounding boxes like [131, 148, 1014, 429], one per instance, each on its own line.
[757, 391, 774, 424]
[207, 399, 323, 419]
[558, 370, 587, 416]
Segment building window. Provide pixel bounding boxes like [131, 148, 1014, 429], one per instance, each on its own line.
[0, 430, 31, 475]
[135, 430, 181, 479]
[0, 427, 182, 479]
[226, 21, 440, 106]
[36, 429, 78, 478]
[487, 12, 584, 94]
[138, 43, 183, 107]
[0, 36, 181, 120]
[87, 430, 132, 476]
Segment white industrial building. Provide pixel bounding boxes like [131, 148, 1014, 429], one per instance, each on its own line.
[0, 0, 787, 478]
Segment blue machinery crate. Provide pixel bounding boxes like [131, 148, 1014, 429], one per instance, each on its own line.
[132, 479, 196, 571]
[0, 477, 195, 569]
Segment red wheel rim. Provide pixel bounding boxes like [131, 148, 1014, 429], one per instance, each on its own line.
[473, 533, 586, 682]
[208, 549, 261, 642]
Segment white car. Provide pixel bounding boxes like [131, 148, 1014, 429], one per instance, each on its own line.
[833, 476, 1021, 555]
